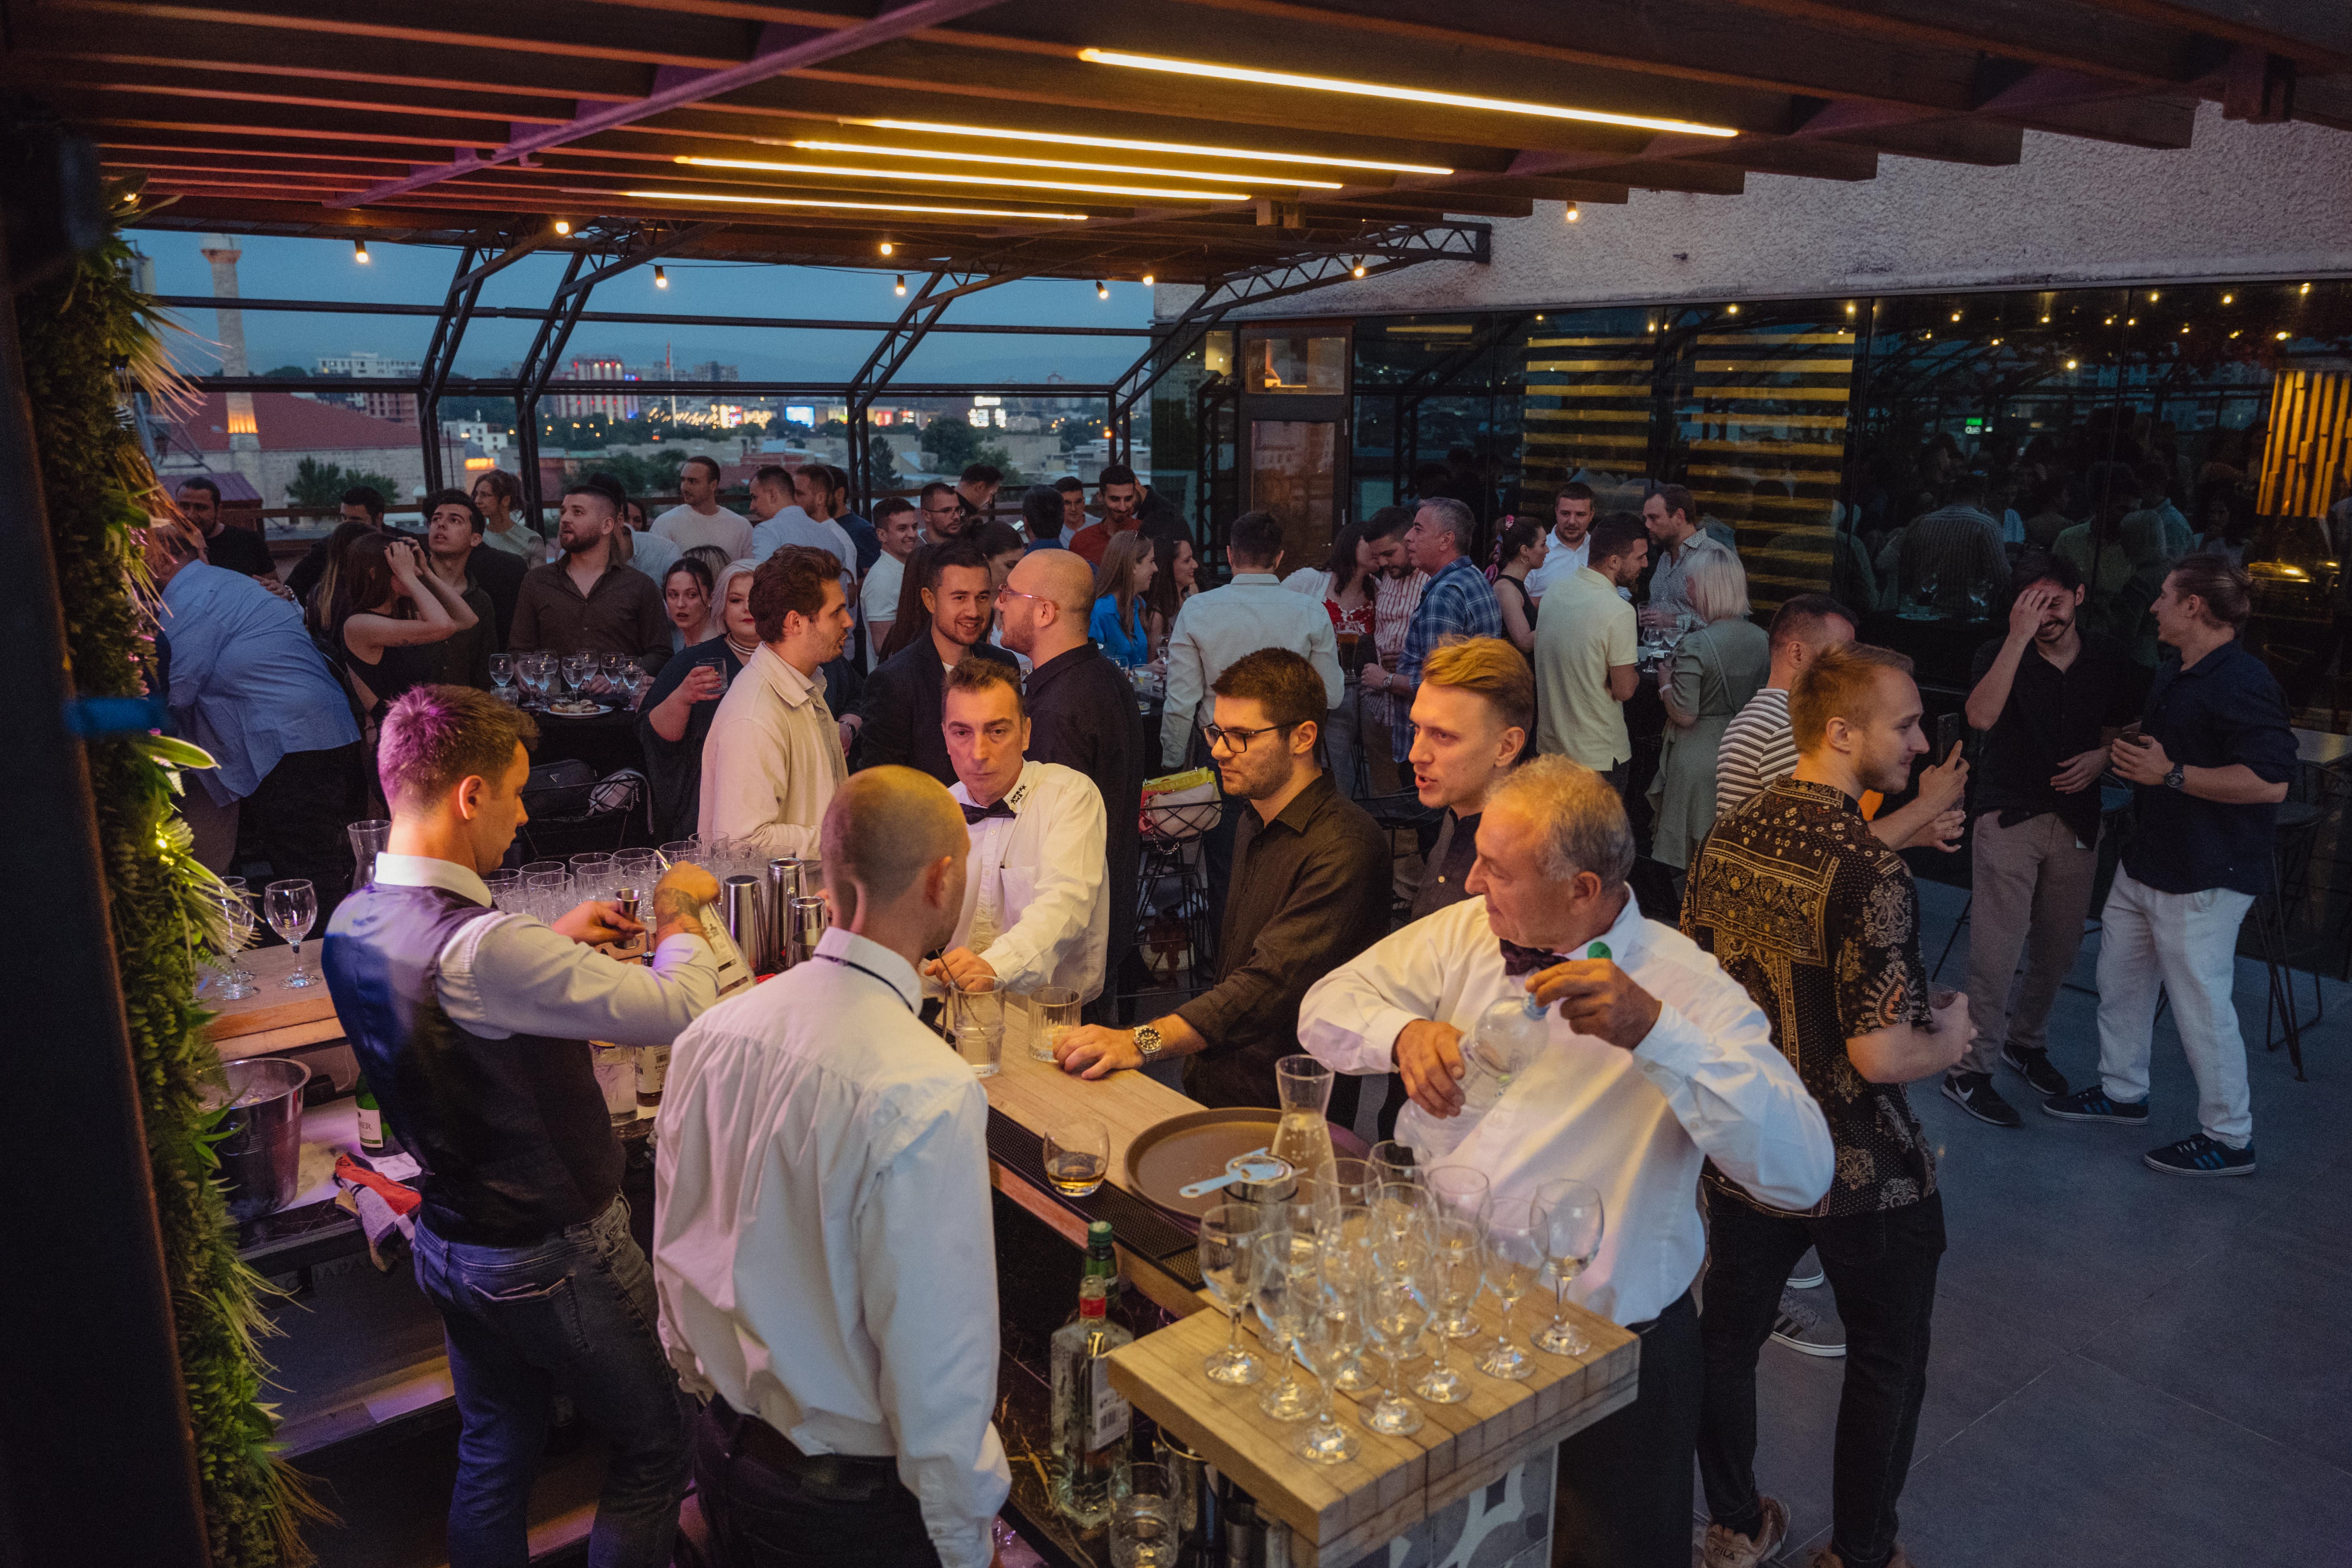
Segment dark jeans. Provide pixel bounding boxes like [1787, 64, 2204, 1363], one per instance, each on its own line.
[413, 1196, 691, 1568]
[693, 1401, 941, 1568]
[1698, 1188, 1946, 1568]
[1551, 1290, 1700, 1568]
[243, 740, 361, 925]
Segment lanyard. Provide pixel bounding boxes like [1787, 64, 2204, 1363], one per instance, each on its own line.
[818, 953, 915, 1014]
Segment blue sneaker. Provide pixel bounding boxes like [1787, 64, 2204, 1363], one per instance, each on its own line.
[2041, 1085, 2149, 1124]
[2144, 1133, 2256, 1177]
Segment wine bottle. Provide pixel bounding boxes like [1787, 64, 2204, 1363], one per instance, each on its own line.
[1050, 1273, 1133, 1530]
[354, 1073, 398, 1156]
[636, 1043, 672, 1109]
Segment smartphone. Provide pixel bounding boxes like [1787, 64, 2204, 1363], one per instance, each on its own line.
[1933, 710, 1963, 764]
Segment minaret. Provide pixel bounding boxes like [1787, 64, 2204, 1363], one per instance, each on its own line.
[200, 233, 264, 490]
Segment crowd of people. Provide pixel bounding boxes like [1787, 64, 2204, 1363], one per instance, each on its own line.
[151, 447, 2299, 1568]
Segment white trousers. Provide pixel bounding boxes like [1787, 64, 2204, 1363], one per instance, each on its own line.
[2094, 865, 2256, 1147]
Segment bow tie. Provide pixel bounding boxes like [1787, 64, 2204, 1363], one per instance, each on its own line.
[1500, 940, 1560, 977]
[962, 799, 1017, 825]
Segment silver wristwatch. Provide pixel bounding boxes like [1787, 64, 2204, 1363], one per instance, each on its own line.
[1133, 1022, 1164, 1059]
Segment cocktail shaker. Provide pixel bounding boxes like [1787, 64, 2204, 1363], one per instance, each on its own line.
[720, 875, 766, 970]
[785, 894, 827, 969]
[764, 859, 798, 973]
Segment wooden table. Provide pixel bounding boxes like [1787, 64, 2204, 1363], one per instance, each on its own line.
[204, 942, 344, 1059]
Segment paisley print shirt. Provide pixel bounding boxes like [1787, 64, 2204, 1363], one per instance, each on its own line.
[1681, 776, 1937, 1217]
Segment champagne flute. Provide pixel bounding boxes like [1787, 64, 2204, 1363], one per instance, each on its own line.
[1360, 1258, 1429, 1436]
[1196, 1204, 1264, 1386]
[219, 876, 257, 993]
[1479, 1196, 1544, 1380]
[1293, 1277, 1359, 1465]
[1425, 1166, 1491, 1338]
[1412, 1215, 1480, 1404]
[263, 879, 319, 989]
[1317, 1206, 1380, 1395]
[1254, 1226, 1319, 1421]
[1534, 1178, 1605, 1357]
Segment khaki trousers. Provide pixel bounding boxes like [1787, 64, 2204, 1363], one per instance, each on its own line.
[1960, 810, 2099, 1075]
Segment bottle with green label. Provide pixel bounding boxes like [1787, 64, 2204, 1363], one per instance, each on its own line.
[354, 1073, 399, 1157]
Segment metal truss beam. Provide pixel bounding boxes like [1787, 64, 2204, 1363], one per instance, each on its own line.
[150, 295, 1158, 338]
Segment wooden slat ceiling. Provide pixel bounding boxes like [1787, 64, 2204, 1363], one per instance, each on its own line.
[4, 0, 2346, 281]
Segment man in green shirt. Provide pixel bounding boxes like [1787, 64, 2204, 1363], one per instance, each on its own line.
[1533, 512, 1649, 790]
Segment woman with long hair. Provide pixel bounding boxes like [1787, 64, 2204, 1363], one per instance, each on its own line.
[1089, 529, 1157, 667]
[305, 518, 376, 638]
[878, 542, 938, 662]
[661, 556, 714, 653]
[329, 533, 479, 718]
[1648, 552, 1770, 875]
[1141, 534, 1198, 657]
[1489, 516, 1547, 655]
[639, 558, 759, 841]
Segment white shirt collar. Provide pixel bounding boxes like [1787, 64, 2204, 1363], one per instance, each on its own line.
[372, 852, 492, 907]
[1229, 572, 1280, 585]
[950, 758, 1040, 815]
[753, 641, 822, 710]
[813, 926, 921, 1010]
[1516, 884, 1649, 969]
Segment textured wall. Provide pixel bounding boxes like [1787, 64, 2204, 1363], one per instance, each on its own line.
[1171, 104, 2352, 323]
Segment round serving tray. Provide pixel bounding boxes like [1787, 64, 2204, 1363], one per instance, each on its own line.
[1122, 1107, 1285, 1219]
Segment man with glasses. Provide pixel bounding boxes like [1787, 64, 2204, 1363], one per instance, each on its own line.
[1055, 647, 1388, 1116]
[917, 481, 965, 547]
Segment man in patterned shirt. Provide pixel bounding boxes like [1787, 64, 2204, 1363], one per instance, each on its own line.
[1362, 496, 1503, 765]
[1681, 641, 1971, 1568]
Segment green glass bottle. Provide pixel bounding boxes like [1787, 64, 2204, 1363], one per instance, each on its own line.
[354, 1073, 399, 1157]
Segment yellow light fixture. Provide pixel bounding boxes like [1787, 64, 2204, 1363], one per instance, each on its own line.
[654, 266, 668, 289]
[1564, 202, 1581, 223]
[2277, 330, 2291, 340]
[2066, 359, 2078, 369]
[847, 116, 1452, 176]
[554, 219, 572, 236]
[2149, 290, 2160, 300]
[2127, 317, 2136, 325]
[2230, 329, 2241, 338]
[1950, 311, 1962, 322]
[1076, 48, 1740, 138]
[1726, 303, 1740, 314]
[2221, 293, 2233, 304]
[2300, 282, 2311, 294]
[2105, 315, 2115, 324]
[618, 190, 1090, 221]
[353, 239, 369, 263]
[1352, 259, 1366, 278]
[1923, 330, 1933, 339]
[879, 240, 894, 256]
[673, 154, 1234, 201]
[1096, 279, 1109, 299]
[2180, 323, 2189, 333]
[1141, 272, 1155, 285]
[894, 275, 908, 296]
[2041, 314, 2051, 323]
[1845, 302, 1856, 315]
[1991, 337, 2002, 345]
[782, 138, 1332, 190]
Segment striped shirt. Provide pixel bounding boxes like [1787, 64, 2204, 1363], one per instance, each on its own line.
[1715, 685, 1797, 816]
[1367, 569, 1428, 728]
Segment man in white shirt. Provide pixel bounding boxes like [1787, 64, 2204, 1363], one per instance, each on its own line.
[1160, 509, 1343, 769]
[859, 497, 919, 670]
[652, 454, 754, 560]
[656, 767, 1009, 1568]
[929, 658, 1109, 1004]
[749, 464, 857, 571]
[699, 546, 853, 857]
[1298, 757, 1832, 1568]
[1522, 481, 1595, 604]
[322, 685, 723, 1568]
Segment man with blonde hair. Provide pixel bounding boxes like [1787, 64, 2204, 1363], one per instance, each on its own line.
[1407, 635, 1532, 919]
[1683, 641, 1970, 1568]
[657, 766, 1010, 1568]
[1300, 754, 1831, 1568]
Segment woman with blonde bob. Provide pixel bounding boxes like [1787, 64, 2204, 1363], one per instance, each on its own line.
[1648, 550, 1771, 873]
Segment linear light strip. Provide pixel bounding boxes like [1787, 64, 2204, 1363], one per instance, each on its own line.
[782, 139, 1340, 189]
[1076, 48, 1740, 138]
[616, 189, 1089, 220]
[674, 156, 1234, 201]
[848, 117, 1453, 175]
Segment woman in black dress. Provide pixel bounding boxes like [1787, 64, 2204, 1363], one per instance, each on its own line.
[330, 533, 480, 718]
[637, 558, 759, 842]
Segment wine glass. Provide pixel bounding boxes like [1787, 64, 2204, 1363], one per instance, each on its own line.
[561, 653, 593, 701]
[488, 653, 514, 701]
[1425, 1166, 1491, 1338]
[1293, 1275, 1359, 1466]
[1534, 1178, 1606, 1357]
[1253, 1225, 1320, 1421]
[1412, 1215, 1481, 1404]
[1374, 1178, 1430, 1251]
[1479, 1196, 1544, 1380]
[1196, 1204, 1265, 1387]
[1360, 1255, 1429, 1436]
[207, 881, 257, 1000]
[1368, 1139, 1420, 1190]
[1317, 1206, 1380, 1395]
[599, 652, 628, 693]
[263, 879, 319, 988]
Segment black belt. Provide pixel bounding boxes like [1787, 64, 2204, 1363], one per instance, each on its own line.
[706, 1396, 904, 1504]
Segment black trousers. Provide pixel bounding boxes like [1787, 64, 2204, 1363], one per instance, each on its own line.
[1551, 1289, 1700, 1568]
[693, 1401, 941, 1568]
[242, 741, 362, 925]
[1697, 1187, 1946, 1568]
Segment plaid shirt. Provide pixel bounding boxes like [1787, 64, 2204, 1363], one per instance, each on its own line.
[1367, 569, 1428, 728]
[1392, 556, 1504, 759]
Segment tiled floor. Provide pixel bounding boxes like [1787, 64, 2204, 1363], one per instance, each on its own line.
[1718, 878, 2350, 1567]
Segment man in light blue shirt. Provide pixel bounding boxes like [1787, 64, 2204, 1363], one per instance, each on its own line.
[150, 522, 362, 910]
[1159, 510, 1344, 769]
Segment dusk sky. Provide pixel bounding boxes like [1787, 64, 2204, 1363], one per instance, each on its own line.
[136, 231, 1154, 394]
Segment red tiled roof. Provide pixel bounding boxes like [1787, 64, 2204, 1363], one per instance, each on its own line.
[175, 392, 420, 452]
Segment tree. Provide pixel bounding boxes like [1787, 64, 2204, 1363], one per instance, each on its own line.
[869, 433, 898, 480]
[589, 449, 688, 498]
[919, 412, 982, 471]
[258, 363, 308, 380]
[974, 439, 1021, 485]
[287, 456, 400, 507]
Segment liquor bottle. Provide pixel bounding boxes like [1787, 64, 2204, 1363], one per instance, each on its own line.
[1050, 1273, 1133, 1530]
[354, 1073, 398, 1157]
[1069, 1220, 1116, 1318]
[636, 1044, 671, 1110]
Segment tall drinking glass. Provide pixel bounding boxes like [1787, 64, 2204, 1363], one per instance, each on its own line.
[569, 852, 614, 903]
[1269, 1054, 1335, 1184]
[1317, 1205, 1380, 1395]
[1195, 1204, 1264, 1386]
[1534, 1179, 1606, 1357]
[1110, 1463, 1179, 1568]
[1479, 1196, 1543, 1380]
[1253, 1226, 1319, 1421]
[482, 869, 520, 912]
[949, 975, 1002, 1078]
[1412, 1215, 1481, 1403]
[219, 877, 256, 992]
[263, 879, 319, 988]
[1029, 985, 1081, 1063]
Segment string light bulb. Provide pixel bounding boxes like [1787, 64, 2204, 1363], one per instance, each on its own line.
[2148, 290, 2160, 301]
[554, 219, 571, 236]
[2221, 293, 2233, 304]
[1141, 272, 1154, 285]
[2066, 358, 2078, 369]
[654, 266, 668, 289]
[2300, 282, 2311, 294]
[1845, 302, 1856, 315]
[879, 240, 894, 256]
[1564, 202, 1581, 223]
[894, 274, 907, 296]
[1950, 311, 1962, 322]
[1096, 279, 1109, 299]
[353, 239, 370, 263]
[1726, 303, 1740, 315]
[2230, 329, 2241, 338]
[1352, 259, 1366, 278]
[2277, 330, 2292, 340]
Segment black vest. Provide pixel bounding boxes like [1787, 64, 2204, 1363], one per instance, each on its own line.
[323, 881, 621, 1245]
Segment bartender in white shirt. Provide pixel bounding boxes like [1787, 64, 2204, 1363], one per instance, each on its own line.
[1297, 755, 1832, 1568]
[655, 766, 1009, 1568]
[928, 658, 1110, 1004]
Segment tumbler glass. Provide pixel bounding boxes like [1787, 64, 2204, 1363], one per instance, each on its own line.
[949, 975, 1002, 1078]
[1029, 984, 1081, 1063]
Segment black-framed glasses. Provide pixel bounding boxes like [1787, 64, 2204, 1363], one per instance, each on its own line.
[1204, 721, 1296, 753]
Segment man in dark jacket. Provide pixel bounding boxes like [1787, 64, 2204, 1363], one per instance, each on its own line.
[845, 538, 1016, 784]
[999, 548, 1146, 1020]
